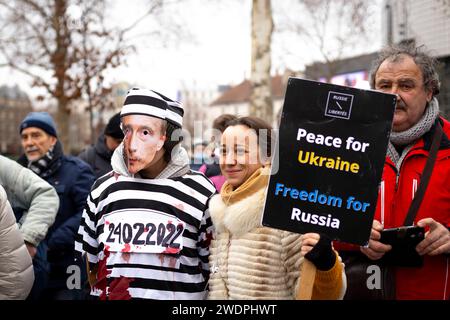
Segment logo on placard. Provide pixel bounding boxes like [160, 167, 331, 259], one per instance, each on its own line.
[325, 91, 354, 120]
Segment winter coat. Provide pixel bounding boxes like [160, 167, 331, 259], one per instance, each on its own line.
[374, 117, 450, 300]
[18, 149, 94, 289]
[208, 186, 346, 300]
[78, 133, 113, 179]
[0, 185, 34, 299]
[0, 155, 59, 247]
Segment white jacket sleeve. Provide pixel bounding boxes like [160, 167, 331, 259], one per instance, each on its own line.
[0, 155, 59, 246]
[0, 185, 34, 300]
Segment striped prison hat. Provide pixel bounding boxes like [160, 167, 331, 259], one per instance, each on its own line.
[121, 88, 184, 127]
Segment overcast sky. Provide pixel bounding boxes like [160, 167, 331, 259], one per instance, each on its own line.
[0, 0, 382, 102]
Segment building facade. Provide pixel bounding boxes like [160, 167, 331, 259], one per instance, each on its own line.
[383, 0, 450, 117]
[0, 85, 33, 157]
[178, 84, 226, 150]
[209, 71, 298, 129]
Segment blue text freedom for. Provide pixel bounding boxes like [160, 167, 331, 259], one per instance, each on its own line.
[274, 182, 370, 213]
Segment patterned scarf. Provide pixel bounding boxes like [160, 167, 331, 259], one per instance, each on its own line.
[387, 98, 440, 169]
[27, 141, 63, 178]
[220, 166, 271, 206]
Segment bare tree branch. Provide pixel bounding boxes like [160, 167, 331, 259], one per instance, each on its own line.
[0, 0, 186, 150]
[275, 0, 377, 80]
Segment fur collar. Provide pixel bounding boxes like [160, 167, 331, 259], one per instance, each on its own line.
[209, 186, 267, 237]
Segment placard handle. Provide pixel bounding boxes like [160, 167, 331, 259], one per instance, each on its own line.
[296, 259, 316, 300]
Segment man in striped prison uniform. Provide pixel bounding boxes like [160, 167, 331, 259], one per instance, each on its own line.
[75, 88, 216, 300]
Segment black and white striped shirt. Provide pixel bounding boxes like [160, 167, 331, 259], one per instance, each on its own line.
[75, 170, 215, 300]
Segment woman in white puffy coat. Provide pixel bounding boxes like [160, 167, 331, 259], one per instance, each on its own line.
[0, 185, 34, 299]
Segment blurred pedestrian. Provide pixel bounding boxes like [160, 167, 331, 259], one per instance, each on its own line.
[78, 112, 124, 179]
[199, 114, 237, 192]
[18, 111, 95, 300]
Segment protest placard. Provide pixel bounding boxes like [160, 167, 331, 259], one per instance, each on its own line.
[262, 78, 396, 245]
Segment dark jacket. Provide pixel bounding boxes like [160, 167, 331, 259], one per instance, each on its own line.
[18, 144, 94, 276]
[78, 133, 113, 179]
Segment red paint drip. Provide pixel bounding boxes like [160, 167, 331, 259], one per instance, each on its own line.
[122, 252, 131, 263]
[169, 257, 177, 269]
[158, 253, 165, 265]
[105, 221, 110, 225]
[162, 246, 180, 254]
[121, 243, 131, 252]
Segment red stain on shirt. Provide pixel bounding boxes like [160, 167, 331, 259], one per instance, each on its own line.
[168, 257, 177, 269]
[162, 246, 180, 254]
[158, 253, 165, 265]
[121, 243, 131, 253]
[95, 249, 111, 300]
[108, 276, 134, 300]
[94, 246, 134, 300]
[122, 252, 131, 263]
[203, 231, 213, 248]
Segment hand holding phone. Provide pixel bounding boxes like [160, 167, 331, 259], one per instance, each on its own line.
[379, 226, 425, 267]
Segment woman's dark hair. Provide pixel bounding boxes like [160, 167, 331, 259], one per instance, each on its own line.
[226, 116, 274, 162]
[213, 114, 238, 133]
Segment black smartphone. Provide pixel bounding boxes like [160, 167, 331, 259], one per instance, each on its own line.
[379, 226, 425, 267]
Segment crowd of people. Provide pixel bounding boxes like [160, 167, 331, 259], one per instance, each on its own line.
[0, 43, 448, 300]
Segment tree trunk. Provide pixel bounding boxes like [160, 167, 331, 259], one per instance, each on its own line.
[250, 0, 274, 124]
[55, 100, 70, 154]
[53, 0, 71, 153]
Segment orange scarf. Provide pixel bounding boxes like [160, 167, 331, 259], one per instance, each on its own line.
[220, 166, 271, 205]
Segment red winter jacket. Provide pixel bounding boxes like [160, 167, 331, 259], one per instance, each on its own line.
[374, 117, 450, 300]
[335, 117, 450, 300]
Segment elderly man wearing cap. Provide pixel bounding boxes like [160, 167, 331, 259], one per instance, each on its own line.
[18, 111, 95, 300]
[78, 112, 124, 179]
[75, 88, 216, 300]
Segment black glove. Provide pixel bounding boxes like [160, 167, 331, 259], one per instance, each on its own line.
[304, 234, 336, 271]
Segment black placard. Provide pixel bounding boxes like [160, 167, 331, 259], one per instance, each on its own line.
[262, 78, 396, 245]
